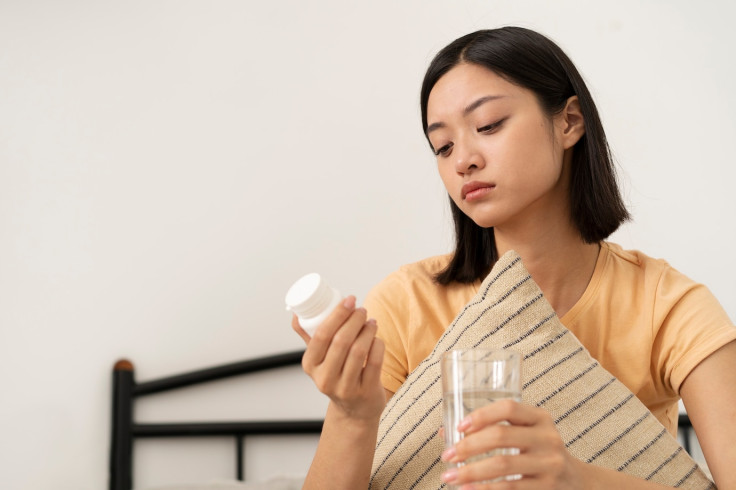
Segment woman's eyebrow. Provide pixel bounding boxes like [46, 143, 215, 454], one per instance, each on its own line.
[426, 94, 507, 134]
[464, 94, 506, 115]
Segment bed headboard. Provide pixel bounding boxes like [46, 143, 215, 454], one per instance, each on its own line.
[109, 350, 323, 490]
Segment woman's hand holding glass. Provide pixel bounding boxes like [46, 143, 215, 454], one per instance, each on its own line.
[441, 399, 584, 489]
[293, 295, 386, 422]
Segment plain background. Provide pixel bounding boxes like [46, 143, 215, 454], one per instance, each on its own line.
[1, 1, 734, 489]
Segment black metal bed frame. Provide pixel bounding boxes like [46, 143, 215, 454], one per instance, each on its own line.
[109, 350, 323, 490]
[677, 412, 695, 455]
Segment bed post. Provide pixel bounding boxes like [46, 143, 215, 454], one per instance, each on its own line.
[110, 359, 134, 490]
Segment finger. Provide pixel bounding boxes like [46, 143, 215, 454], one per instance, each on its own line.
[453, 451, 525, 486]
[453, 451, 554, 488]
[291, 314, 311, 344]
[319, 306, 368, 375]
[340, 319, 378, 383]
[301, 295, 357, 369]
[462, 399, 544, 434]
[362, 335, 385, 389]
[453, 424, 535, 462]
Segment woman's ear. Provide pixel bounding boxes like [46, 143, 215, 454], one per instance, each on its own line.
[558, 95, 585, 149]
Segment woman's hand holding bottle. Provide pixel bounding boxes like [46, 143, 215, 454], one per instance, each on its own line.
[293, 295, 386, 422]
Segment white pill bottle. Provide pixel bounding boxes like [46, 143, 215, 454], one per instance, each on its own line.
[285, 273, 342, 337]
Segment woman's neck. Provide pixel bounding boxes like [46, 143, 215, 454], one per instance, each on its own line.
[494, 226, 601, 318]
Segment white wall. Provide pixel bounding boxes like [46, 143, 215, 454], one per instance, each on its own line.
[1, 1, 734, 489]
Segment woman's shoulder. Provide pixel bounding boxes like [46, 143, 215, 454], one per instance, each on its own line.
[397, 253, 455, 280]
[601, 241, 724, 307]
[604, 241, 666, 267]
[602, 241, 680, 281]
[369, 253, 454, 295]
[366, 253, 480, 316]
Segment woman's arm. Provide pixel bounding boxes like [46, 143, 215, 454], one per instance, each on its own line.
[304, 401, 381, 490]
[680, 340, 736, 489]
[293, 296, 387, 490]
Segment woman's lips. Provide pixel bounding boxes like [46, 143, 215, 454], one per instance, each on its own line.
[462, 182, 495, 201]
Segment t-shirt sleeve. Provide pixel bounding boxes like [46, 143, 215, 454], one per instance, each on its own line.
[652, 266, 736, 395]
[363, 272, 411, 394]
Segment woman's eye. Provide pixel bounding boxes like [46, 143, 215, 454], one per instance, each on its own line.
[478, 118, 506, 133]
[434, 143, 453, 157]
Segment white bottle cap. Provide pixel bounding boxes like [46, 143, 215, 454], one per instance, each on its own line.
[285, 273, 342, 333]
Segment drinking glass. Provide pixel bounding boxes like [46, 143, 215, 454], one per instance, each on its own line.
[441, 349, 522, 486]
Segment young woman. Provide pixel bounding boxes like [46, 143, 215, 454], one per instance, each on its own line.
[292, 27, 736, 489]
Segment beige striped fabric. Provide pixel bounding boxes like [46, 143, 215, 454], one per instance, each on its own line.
[369, 251, 714, 490]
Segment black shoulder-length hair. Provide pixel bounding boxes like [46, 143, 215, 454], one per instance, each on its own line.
[420, 26, 630, 285]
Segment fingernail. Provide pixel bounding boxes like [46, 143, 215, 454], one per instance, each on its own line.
[441, 447, 456, 461]
[343, 296, 356, 309]
[441, 468, 458, 483]
[457, 416, 471, 432]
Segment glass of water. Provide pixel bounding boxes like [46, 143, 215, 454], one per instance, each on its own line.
[441, 348, 522, 486]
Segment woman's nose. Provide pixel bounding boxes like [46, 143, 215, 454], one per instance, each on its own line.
[454, 142, 485, 174]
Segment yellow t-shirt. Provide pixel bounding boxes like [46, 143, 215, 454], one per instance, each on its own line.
[364, 242, 736, 434]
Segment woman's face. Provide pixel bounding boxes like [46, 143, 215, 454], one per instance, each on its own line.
[426, 63, 576, 231]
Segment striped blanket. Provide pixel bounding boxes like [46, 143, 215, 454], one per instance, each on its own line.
[369, 251, 714, 489]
